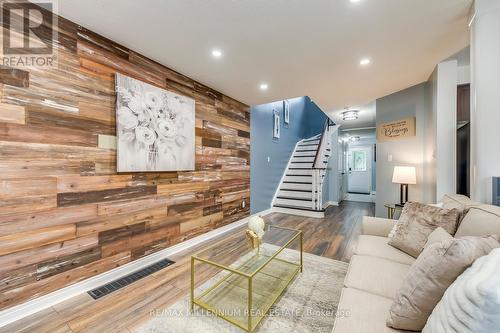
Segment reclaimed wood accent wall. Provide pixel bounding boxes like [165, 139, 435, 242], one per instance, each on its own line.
[0, 8, 250, 310]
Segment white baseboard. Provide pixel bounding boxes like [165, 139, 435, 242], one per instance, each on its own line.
[345, 192, 376, 203]
[323, 201, 339, 208]
[0, 208, 273, 328]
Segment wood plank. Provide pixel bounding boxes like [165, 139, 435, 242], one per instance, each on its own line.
[156, 182, 209, 196]
[0, 204, 97, 236]
[0, 103, 25, 124]
[26, 107, 114, 135]
[101, 224, 179, 258]
[0, 123, 98, 147]
[0, 177, 57, 215]
[0, 67, 29, 88]
[57, 174, 134, 193]
[0, 251, 131, 310]
[57, 185, 157, 207]
[0, 159, 82, 178]
[76, 207, 169, 236]
[0, 224, 76, 256]
[36, 247, 102, 280]
[0, 235, 98, 274]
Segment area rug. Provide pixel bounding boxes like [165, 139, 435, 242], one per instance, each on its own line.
[133, 248, 348, 333]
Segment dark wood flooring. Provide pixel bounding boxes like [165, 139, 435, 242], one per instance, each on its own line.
[0, 201, 374, 333]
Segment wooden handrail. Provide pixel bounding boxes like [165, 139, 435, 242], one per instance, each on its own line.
[312, 118, 334, 169]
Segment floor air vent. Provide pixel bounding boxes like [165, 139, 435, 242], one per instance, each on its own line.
[87, 258, 175, 300]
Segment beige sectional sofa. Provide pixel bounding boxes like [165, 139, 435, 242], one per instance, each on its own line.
[332, 194, 500, 333]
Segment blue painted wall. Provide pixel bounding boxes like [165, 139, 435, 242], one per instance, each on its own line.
[250, 96, 327, 213]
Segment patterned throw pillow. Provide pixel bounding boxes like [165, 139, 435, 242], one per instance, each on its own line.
[388, 202, 461, 258]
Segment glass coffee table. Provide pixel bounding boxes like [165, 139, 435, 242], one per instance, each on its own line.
[191, 225, 303, 332]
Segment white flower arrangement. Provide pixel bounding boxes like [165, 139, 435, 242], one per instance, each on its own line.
[116, 74, 195, 172]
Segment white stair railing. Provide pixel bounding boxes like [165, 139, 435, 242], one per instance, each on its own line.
[312, 118, 335, 210]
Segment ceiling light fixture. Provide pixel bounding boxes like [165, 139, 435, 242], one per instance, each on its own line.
[342, 108, 359, 121]
[259, 83, 269, 91]
[211, 49, 222, 58]
[360, 58, 371, 66]
[350, 0, 362, 3]
[349, 136, 361, 142]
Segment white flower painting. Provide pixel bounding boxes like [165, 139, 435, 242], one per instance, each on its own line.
[115, 73, 195, 172]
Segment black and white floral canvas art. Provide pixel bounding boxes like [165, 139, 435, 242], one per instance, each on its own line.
[115, 73, 195, 172]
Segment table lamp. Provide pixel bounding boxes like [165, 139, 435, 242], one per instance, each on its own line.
[392, 166, 417, 205]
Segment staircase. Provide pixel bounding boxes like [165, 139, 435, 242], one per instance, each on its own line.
[273, 119, 335, 218]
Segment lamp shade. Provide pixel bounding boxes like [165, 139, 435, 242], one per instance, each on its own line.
[392, 166, 417, 185]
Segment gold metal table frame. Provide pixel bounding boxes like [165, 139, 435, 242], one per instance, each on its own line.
[190, 225, 303, 332]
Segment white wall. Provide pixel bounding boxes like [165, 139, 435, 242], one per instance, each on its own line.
[435, 60, 458, 200]
[470, 0, 500, 204]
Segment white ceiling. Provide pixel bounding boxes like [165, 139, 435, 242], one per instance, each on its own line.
[58, 0, 472, 111]
[330, 100, 376, 129]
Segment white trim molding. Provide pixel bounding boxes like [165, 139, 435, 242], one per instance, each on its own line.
[0, 208, 273, 328]
[323, 201, 339, 208]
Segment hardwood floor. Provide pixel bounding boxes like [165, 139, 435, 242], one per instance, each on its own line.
[0, 201, 374, 333]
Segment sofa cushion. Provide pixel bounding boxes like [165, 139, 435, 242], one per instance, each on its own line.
[388, 202, 461, 257]
[441, 193, 480, 211]
[361, 216, 397, 237]
[456, 205, 500, 237]
[332, 288, 412, 333]
[344, 255, 411, 299]
[423, 248, 500, 333]
[386, 235, 500, 331]
[355, 235, 415, 265]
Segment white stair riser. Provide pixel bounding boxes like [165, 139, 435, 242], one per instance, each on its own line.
[286, 169, 313, 176]
[300, 139, 320, 145]
[293, 151, 317, 157]
[275, 198, 314, 208]
[291, 156, 315, 163]
[284, 175, 312, 183]
[297, 143, 318, 150]
[289, 163, 313, 169]
[281, 183, 312, 191]
[278, 190, 312, 199]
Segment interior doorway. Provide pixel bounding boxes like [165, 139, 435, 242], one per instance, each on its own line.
[348, 145, 372, 194]
[346, 143, 376, 202]
[457, 84, 470, 196]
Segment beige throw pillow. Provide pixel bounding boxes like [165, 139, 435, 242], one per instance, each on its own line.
[386, 235, 500, 331]
[388, 202, 461, 257]
[424, 227, 453, 248]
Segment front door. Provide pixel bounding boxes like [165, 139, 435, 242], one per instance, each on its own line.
[347, 146, 372, 194]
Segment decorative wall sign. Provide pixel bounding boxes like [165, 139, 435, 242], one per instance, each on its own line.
[377, 117, 416, 142]
[273, 109, 280, 139]
[116, 73, 195, 172]
[283, 99, 290, 125]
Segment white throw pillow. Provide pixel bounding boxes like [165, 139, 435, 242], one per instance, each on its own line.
[423, 247, 500, 333]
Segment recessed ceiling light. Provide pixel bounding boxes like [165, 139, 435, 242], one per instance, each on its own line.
[211, 49, 222, 58]
[360, 58, 371, 66]
[350, 0, 362, 3]
[259, 83, 269, 91]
